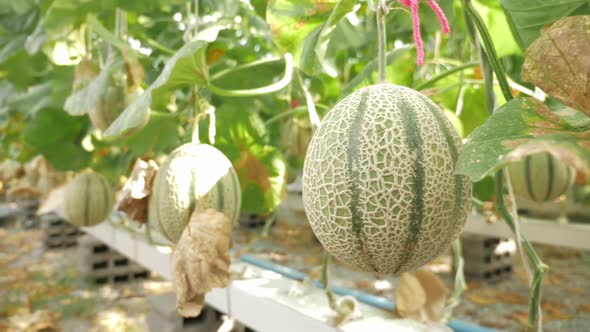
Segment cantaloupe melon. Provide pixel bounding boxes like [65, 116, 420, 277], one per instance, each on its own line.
[302, 84, 472, 275]
[148, 143, 241, 243]
[89, 85, 126, 131]
[507, 153, 574, 203]
[64, 171, 114, 226]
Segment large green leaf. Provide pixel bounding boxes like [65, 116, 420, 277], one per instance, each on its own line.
[64, 62, 110, 116]
[251, 0, 268, 19]
[210, 102, 287, 214]
[266, 0, 337, 65]
[499, 0, 590, 50]
[122, 111, 182, 156]
[456, 97, 590, 182]
[457, 85, 490, 137]
[298, 0, 356, 75]
[7, 65, 73, 113]
[0, 8, 39, 63]
[23, 108, 92, 171]
[0, 0, 36, 15]
[103, 27, 222, 138]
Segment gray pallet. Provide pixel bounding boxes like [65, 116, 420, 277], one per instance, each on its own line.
[461, 234, 515, 282]
[41, 213, 81, 249]
[78, 235, 150, 284]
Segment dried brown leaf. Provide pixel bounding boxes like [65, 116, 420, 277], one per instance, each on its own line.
[116, 159, 159, 223]
[522, 16, 590, 116]
[577, 304, 590, 313]
[496, 292, 527, 305]
[8, 309, 60, 332]
[396, 272, 426, 319]
[508, 310, 529, 325]
[396, 270, 449, 322]
[172, 208, 232, 317]
[466, 292, 497, 305]
[566, 287, 585, 295]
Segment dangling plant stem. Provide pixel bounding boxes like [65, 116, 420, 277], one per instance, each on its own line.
[462, 1, 546, 330]
[321, 253, 337, 309]
[191, 87, 200, 143]
[376, 0, 389, 83]
[496, 171, 546, 331]
[444, 239, 466, 321]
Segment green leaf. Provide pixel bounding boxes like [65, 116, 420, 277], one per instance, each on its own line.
[251, 0, 268, 19]
[103, 27, 221, 137]
[23, 108, 92, 171]
[310, 0, 357, 74]
[299, 25, 323, 75]
[266, 0, 337, 65]
[64, 63, 110, 116]
[0, 51, 48, 89]
[8, 83, 53, 113]
[499, 0, 590, 50]
[43, 0, 97, 34]
[458, 85, 489, 137]
[456, 97, 590, 182]
[122, 111, 181, 156]
[24, 18, 46, 55]
[8, 65, 73, 113]
[0, 8, 39, 63]
[0, 0, 36, 15]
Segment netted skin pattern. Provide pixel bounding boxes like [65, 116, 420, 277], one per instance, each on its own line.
[148, 143, 241, 243]
[64, 172, 114, 227]
[508, 152, 574, 203]
[302, 84, 472, 275]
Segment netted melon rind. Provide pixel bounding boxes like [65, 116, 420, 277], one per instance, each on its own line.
[148, 143, 241, 243]
[302, 84, 472, 275]
[64, 171, 114, 227]
[508, 152, 575, 203]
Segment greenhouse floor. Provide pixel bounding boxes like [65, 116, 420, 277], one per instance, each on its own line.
[1, 222, 589, 332]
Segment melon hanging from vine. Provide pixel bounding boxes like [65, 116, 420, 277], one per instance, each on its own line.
[302, 84, 472, 275]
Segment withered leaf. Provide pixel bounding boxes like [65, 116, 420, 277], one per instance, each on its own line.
[396, 270, 449, 322]
[8, 309, 60, 332]
[522, 16, 590, 116]
[172, 208, 232, 317]
[116, 159, 159, 223]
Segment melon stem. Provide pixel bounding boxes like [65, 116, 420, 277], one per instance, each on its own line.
[376, 0, 388, 84]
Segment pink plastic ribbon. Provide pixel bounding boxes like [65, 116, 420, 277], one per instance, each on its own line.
[399, 0, 450, 65]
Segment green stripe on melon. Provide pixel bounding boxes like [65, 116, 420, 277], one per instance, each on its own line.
[148, 143, 241, 243]
[64, 171, 114, 227]
[508, 153, 574, 203]
[302, 84, 472, 275]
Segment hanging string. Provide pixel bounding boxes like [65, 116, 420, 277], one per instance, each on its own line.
[399, 0, 450, 65]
